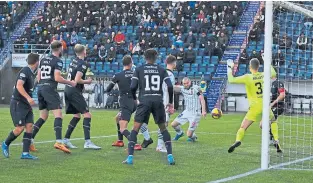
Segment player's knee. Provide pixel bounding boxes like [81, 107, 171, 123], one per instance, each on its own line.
[40, 111, 49, 121]
[14, 126, 24, 135]
[83, 112, 91, 118]
[74, 113, 81, 118]
[25, 123, 33, 133]
[52, 109, 63, 119]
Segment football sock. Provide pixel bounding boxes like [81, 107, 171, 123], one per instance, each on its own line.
[117, 123, 123, 141]
[22, 132, 32, 153]
[140, 123, 151, 140]
[4, 131, 18, 146]
[122, 129, 130, 140]
[83, 118, 91, 140]
[32, 118, 45, 139]
[235, 128, 245, 142]
[157, 129, 164, 147]
[271, 122, 279, 141]
[161, 130, 172, 155]
[191, 132, 196, 139]
[173, 125, 183, 135]
[54, 118, 63, 141]
[64, 117, 80, 139]
[128, 130, 138, 156]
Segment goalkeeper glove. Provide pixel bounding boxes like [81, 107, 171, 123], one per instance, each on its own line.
[227, 59, 234, 73]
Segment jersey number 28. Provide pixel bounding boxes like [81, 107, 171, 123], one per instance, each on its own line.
[255, 82, 263, 95]
[144, 75, 160, 91]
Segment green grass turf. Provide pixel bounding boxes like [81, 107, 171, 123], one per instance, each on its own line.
[0, 108, 313, 183]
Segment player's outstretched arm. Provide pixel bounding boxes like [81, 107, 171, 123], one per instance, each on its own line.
[174, 85, 182, 93]
[55, 70, 76, 87]
[106, 75, 118, 93]
[75, 71, 92, 85]
[130, 77, 138, 100]
[227, 62, 247, 84]
[37, 69, 41, 83]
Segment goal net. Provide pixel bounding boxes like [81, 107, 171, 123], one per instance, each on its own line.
[263, 1, 313, 170]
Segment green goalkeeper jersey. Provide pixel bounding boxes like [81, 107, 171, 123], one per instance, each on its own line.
[227, 66, 276, 106]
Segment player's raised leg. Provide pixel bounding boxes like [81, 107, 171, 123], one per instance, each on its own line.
[228, 118, 253, 153]
[63, 114, 81, 149]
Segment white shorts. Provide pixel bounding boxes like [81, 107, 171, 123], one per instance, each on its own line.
[174, 110, 201, 131]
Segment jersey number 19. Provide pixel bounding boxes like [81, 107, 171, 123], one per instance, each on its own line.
[144, 75, 160, 91]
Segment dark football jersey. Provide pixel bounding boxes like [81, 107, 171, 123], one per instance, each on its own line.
[106, 69, 133, 95]
[132, 63, 170, 100]
[67, 57, 88, 92]
[11, 66, 35, 105]
[271, 79, 287, 105]
[38, 55, 63, 89]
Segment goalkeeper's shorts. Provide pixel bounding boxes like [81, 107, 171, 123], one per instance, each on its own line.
[245, 105, 275, 122]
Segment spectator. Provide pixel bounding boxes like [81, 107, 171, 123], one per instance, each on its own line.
[213, 41, 223, 59]
[184, 31, 196, 48]
[228, 11, 239, 27]
[67, 17, 74, 33]
[218, 32, 228, 51]
[199, 33, 208, 48]
[249, 26, 259, 42]
[170, 45, 178, 57]
[154, 34, 163, 48]
[74, 18, 83, 32]
[176, 47, 185, 72]
[107, 47, 116, 63]
[70, 31, 78, 46]
[88, 45, 98, 62]
[279, 34, 292, 49]
[132, 42, 141, 55]
[249, 50, 261, 61]
[162, 33, 171, 48]
[93, 79, 105, 108]
[239, 49, 249, 64]
[273, 49, 285, 69]
[200, 18, 210, 34]
[204, 41, 214, 57]
[184, 46, 196, 64]
[93, 31, 102, 45]
[98, 45, 107, 64]
[297, 33, 307, 50]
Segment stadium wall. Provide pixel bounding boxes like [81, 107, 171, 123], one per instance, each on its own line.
[0, 57, 17, 104]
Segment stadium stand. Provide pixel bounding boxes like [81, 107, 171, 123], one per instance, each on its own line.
[11, 1, 246, 79]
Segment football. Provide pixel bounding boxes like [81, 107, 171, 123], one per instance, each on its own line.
[211, 108, 222, 119]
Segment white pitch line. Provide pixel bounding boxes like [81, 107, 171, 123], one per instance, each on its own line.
[207, 168, 263, 183]
[207, 153, 313, 183]
[11, 131, 159, 146]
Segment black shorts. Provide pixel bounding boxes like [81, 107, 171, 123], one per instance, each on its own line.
[64, 86, 89, 114]
[272, 105, 284, 120]
[134, 100, 166, 124]
[38, 86, 62, 110]
[10, 100, 34, 127]
[118, 96, 137, 122]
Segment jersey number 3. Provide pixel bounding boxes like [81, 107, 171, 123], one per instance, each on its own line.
[144, 75, 160, 91]
[41, 65, 52, 79]
[255, 82, 263, 95]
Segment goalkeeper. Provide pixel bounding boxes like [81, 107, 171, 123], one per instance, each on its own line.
[227, 58, 281, 153]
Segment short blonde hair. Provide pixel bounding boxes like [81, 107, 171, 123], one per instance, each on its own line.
[74, 44, 86, 55]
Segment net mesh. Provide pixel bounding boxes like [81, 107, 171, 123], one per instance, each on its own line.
[270, 2, 313, 170]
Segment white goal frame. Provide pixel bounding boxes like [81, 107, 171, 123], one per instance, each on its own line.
[262, 0, 313, 170]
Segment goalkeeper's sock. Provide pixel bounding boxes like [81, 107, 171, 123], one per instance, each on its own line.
[140, 123, 150, 141]
[271, 122, 279, 141]
[235, 128, 245, 142]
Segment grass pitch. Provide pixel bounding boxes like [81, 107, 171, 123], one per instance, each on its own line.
[0, 108, 313, 183]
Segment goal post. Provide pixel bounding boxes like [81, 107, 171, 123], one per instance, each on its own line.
[262, 1, 313, 170]
[261, 0, 273, 170]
